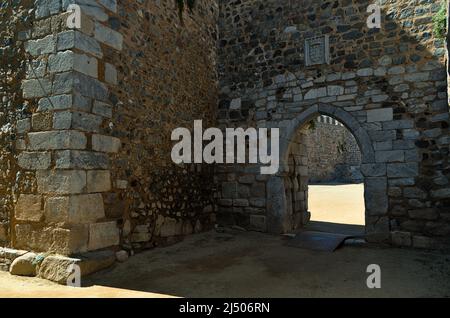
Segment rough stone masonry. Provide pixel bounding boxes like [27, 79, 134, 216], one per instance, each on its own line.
[217, 0, 450, 248]
[0, 0, 449, 268]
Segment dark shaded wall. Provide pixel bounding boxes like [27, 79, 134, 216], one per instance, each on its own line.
[106, 0, 219, 251]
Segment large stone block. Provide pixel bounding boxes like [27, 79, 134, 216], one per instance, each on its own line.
[9, 253, 38, 277]
[63, 0, 109, 22]
[391, 231, 412, 247]
[159, 218, 183, 237]
[327, 85, 344, 96]
[364, 177, 388, 216]
[304, 87, 327, 100]
[53, 72, 108, 100]
[53, 111, 102, 132]
[266, 176, 287, 234]
[28, 130, 87, 150]
[22, 78, 53, 98]
[222, 182, 237, 199]
[412, 236, 438, 249]
[425, 222, 450, 236]
[15, 195, 43, 222]
[92, 134, 121, 153]
[88, 221, 120, 250]
[403, 187, 427, 199]
[25, 35, 55, 57]
[45, 194, 105, 224]
[48, 51, 98, 78]
[37, 94, 74, 112]
[15, 224, 88, 255]
[368, 130, 396, 142]
[35, 0, 61, 19]
[387, 163, 419, 178]
[57, 30, 103, 58]
[375, 150, 404, 163]
[408, 208, 438, 220]
[0, 248, 28, 261]
[131, 224, 150, 242]
[48, 51, 73, 73]
[357, 68, 373, 77]
[361, 163, 386, 177]
[73, 53, 98, 78]
[249, 215, 267, 232]
[38, 250, 115, 284]
[94, 22, 123, 50]
[87, 170, 111, 192]
[367, 108, 393, 123]
[55, 150, 109, 169]
[365, 216, 390, 242]
[18, 152, 51, 170]
[17, 118, 31, 134]
[382, 120, 414, 130]
[36, 170, 86, 194]
[431, 188, 450, 199]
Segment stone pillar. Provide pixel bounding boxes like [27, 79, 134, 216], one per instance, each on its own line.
[14, 0, 122, 255]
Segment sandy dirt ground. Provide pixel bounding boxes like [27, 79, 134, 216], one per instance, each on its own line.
[1, 184, 449, 298]
[309, 183, 365, 225]
[0, 272, 173, 298]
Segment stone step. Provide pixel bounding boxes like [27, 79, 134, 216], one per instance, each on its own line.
[38, 250, 116, 284]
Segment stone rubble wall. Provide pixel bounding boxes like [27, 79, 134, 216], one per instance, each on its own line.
[99, 0, 219, 252]
[0, 0, 35, 247]
[217, 0, 450, 248]
[305, 116, 362, 183]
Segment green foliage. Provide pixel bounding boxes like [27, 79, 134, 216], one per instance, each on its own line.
[176, 0, 196, 22]
[433, 1, 447, 40]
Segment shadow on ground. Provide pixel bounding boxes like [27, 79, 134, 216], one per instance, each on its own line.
[83, 230, 450, 298]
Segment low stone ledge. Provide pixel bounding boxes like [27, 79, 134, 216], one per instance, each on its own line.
[0, 247, 29, 261]
[37, 250, 116, 284]
[9, 253, 38, 277]
[2, 247, 117, 283]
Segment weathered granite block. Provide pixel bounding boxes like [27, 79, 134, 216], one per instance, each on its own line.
[45, 194, 105, 224]
[28, 130, 87, 150]
[88, 221, 119, 251]
[15, 195, 43, 222]
[36, 170, 86, 194]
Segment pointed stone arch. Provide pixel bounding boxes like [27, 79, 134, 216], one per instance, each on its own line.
[267, 103, 381, 238]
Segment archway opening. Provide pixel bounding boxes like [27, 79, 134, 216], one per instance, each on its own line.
[283, 114, 366, 237]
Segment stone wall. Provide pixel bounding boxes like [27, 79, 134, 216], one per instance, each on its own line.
[217, 0, 450, 248]
[105, 0, 219, 252]
[0, 0, 35, 247]
[0, 0, 219, 256]
[305, 116, 362, 183]
[1, 0, 449, 255]
[10, 0, 123, 255]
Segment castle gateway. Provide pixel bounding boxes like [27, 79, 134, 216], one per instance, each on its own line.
[0, 0, 449, 272]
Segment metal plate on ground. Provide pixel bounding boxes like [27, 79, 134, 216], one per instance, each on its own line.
[286, 231, 353, 252]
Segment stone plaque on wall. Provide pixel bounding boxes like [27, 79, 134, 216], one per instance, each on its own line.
[305, 35, 330, 66]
